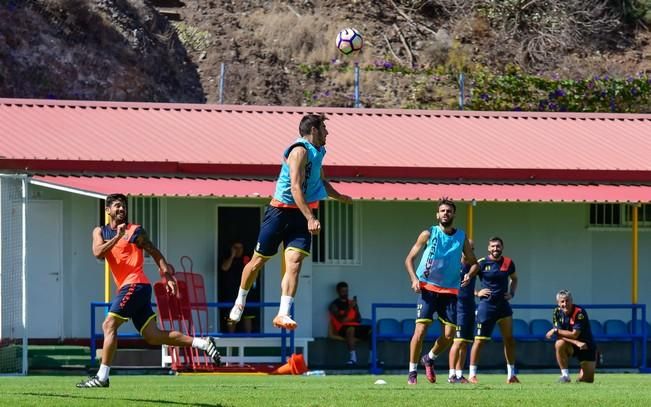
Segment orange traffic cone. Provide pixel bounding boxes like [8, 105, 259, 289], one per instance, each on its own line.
[271, 353, 308, 375]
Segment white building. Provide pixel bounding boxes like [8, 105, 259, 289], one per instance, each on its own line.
[1, 99, 649, 357]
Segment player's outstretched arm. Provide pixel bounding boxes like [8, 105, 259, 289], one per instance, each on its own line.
[404, 230, 430, 292]
[135, 231, 176, 294]
[91, 224, 124, 259]
[321, 168, 352, 204]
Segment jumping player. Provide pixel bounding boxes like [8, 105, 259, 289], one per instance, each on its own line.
[228, 114, 352, 330]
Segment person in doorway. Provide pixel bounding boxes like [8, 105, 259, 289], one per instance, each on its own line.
[77, 193, 220, 388]
[545, 289, 597, 383]
[468, 237, 520, 384]
[219, 241, 258, 333]
[404, 198, 478, 385]
[328, 281, 371, 365]
[228, 114, 352, 331]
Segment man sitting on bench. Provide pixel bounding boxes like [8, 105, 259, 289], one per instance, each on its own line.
[328, 282, 371, 365]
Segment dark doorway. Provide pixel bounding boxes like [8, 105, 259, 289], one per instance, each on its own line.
[217, 206, 262, 333]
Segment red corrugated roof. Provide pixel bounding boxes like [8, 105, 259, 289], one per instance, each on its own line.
[30, 175, 651, 203]
[2, 98, 651, 182]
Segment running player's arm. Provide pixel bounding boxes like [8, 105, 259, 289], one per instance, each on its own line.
[287, 146, 320, 234]
[461, 237, 479, 286]
[91, 224, 124, 259]
[135, 231, 174, 281]
[321, 168, 352, 204]
[404, 230, 430, 293]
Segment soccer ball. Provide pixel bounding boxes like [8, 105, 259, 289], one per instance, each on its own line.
[336, 28, 363, 55]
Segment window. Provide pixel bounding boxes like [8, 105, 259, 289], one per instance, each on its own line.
[312, 200, 360, 265]
[98, 197, 163, 256]
[589, 203, 651, 228]
[589, 203, 621, 227]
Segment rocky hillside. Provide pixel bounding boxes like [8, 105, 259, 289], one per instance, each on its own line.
[1, 0, 650, 109]
[0, 0, 202, 102]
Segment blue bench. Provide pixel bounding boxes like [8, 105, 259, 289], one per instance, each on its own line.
[370, 303, 648, 373]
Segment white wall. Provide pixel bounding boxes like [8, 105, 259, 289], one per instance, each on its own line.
[20, 189, 649, 340]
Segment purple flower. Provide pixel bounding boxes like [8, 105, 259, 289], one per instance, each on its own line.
[587, 81, 594, 89]
[324, 90, 331, 97]
[513, 106, 522, 111]
[600, 91, 607, 98]
[603, 74, 610, 81]
[631, 88, 638, 96]
[555, 89, 566, 98]
[312, 94, 318, 100]
[549, 102, 558, 110]
[480, 93, 489, 101]
[383, 61, 393, 70]
[627, 76, 634, 83]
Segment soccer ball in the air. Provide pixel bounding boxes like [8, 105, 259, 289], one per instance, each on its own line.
[336, 28, 363, 55]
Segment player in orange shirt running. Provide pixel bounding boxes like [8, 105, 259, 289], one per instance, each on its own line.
[76, 194, 220, 388]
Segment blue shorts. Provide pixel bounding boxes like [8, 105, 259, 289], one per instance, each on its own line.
[255, 205, 312, 257]
[416, 289, 457, 326]
[455, 300, 476, 342]
[108, 283, 156, 335]
[475, 299, 513, 340]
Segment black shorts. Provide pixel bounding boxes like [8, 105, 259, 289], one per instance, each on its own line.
[337, 324, 372, 339]
[455, 301, 476, 342]
[416, 289, 457, 326]
[475, 300, 513, 340]
[572, 345, 597, 362]
[255, 206, 312, 257]
[108, 283, 156, 334]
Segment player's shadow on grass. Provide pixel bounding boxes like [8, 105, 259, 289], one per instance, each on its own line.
[15, 392, 224, 407]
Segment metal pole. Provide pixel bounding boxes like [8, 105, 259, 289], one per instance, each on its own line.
[354, 62, 360, 108]
[371, 304, 377, 373]
[458, 72, 465, 110]
[466, 201, 475, 241]
[105, 212, 110, 306]
[21, 175, 28, 375]
[219, 63, 226, 104]
[632, 205, 639, 304]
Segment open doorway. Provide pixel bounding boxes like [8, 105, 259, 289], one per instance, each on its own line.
[216, 206, 262, 333]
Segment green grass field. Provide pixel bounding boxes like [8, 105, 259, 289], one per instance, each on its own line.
[1, 374, 650, 406]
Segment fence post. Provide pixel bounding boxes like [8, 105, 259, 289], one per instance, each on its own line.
[218, 63, 226, 104]
[354, 62, 361, 108]
[458, 72, 465, 110]
[371, 304, 378, 373]
[90, 303, 96, 366]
